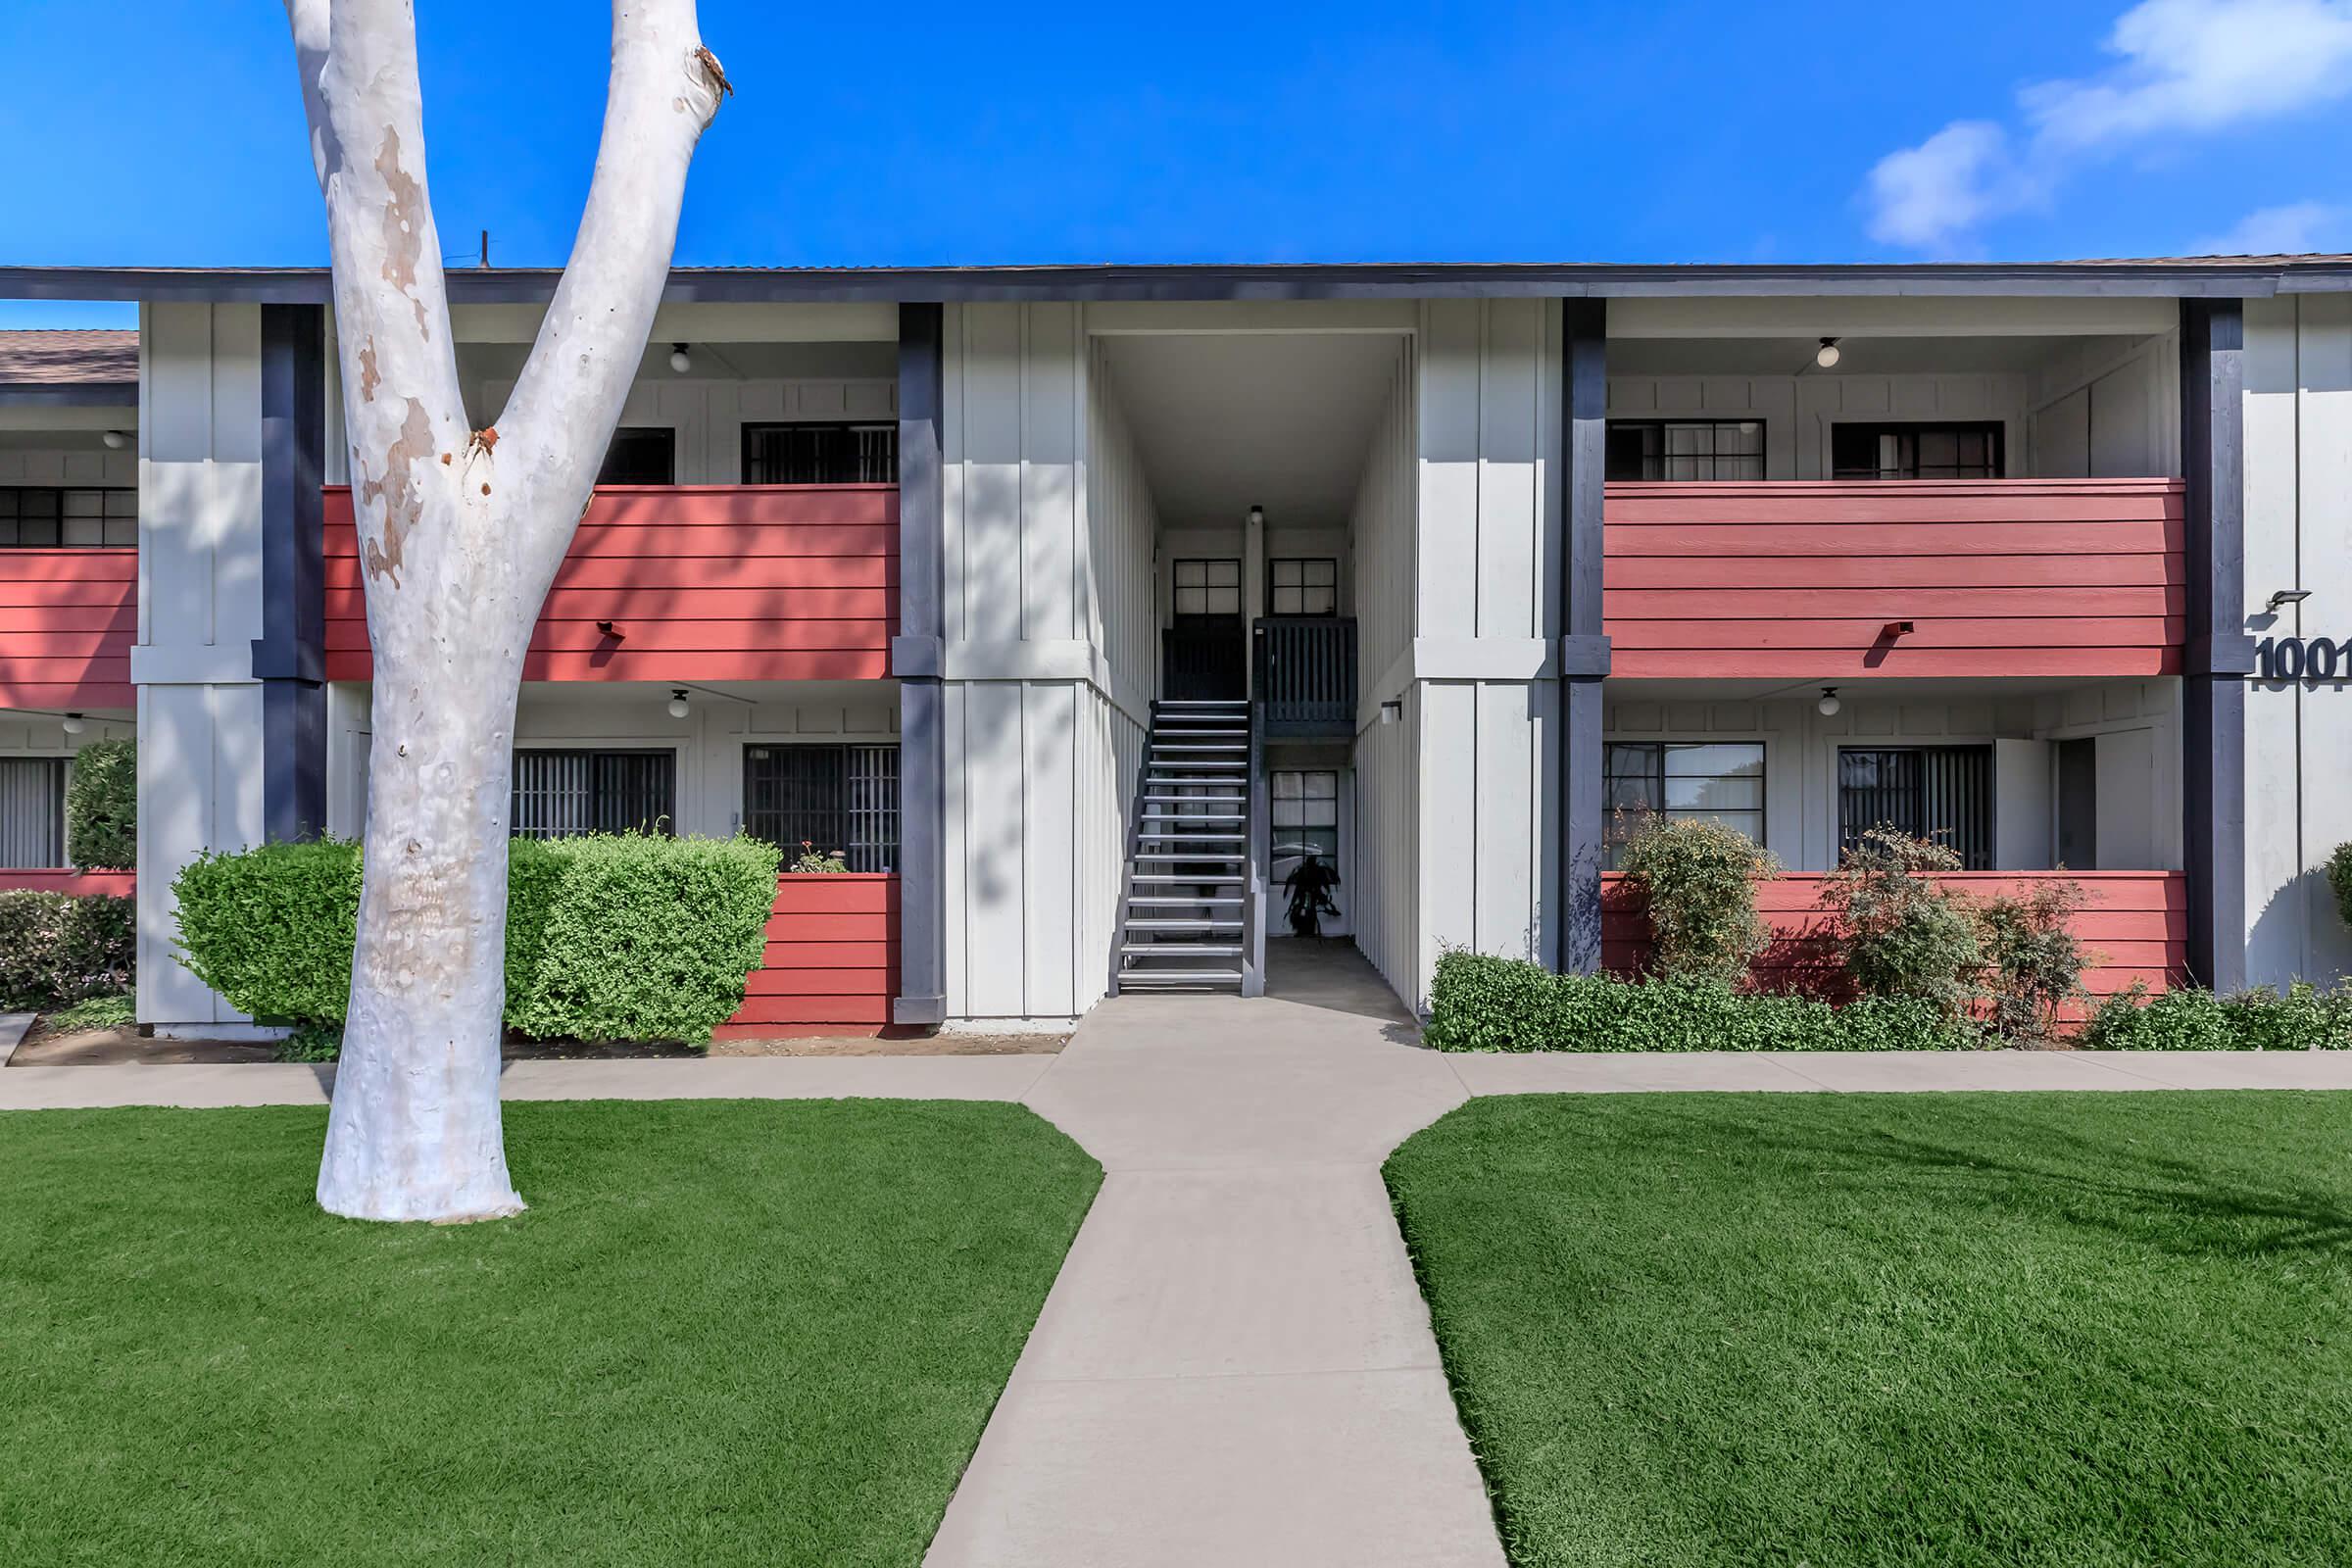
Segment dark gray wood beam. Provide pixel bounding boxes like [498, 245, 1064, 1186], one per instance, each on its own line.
[892, 303, 948, 1026]
[1560, 299, 1608, 974]
[2180, 298, 2252, 993]
[253, 302, 327, 844]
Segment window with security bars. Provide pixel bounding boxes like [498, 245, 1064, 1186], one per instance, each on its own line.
[1268, 558, 1339, 616]
[597, 426, 677, 484]
[0, 757, 69, 867]
[1173, 559, 1242, 616]
[743, 744, 900, 872]
[1604, 421, 1765, 481]
[1831, 422, 2003, 480]
[510, 750, 676, 839]
[1838, 747, 1992, 870]
[1603, 743, 1765, 869]
[741, 422, 898, 485]
[0, 487, 137, 547]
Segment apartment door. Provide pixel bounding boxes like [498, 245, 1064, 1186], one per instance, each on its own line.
[2056, 737, 2098, 870]
[1164, 558, 1246, 700]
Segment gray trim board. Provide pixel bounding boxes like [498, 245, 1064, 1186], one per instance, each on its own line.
[0, 384, 138, 407]
[7, 258, 2352, 308]
[1560, 299, 1608, 975]
[893, 302, 948, 1026]
[253, 303, 328, 843]
[2180, 298, 2248, 993]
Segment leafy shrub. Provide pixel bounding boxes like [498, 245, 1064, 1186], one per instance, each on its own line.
[1975, 878, 2090, 1041]
[1424, 949, 1981, 1053]
[1615, 815, 1780, 987]
[275, 1020, 344, 1063]
[172, 838, 364, 1025]
[64, 738, 136, 871]
[0, 891, 136, 1009]
[1816, 828, 1983, 1017]
[174, 832, 783, 1045]
[2329, 842, 2352, 932]
[2082, 981, 2352, 1051]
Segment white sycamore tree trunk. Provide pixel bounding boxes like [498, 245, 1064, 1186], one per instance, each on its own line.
[284, 0, 729, 1221]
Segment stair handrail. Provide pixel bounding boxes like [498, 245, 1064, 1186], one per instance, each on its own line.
[1243, 698, 1268, 998]
[1105, 709, 1157, 1000]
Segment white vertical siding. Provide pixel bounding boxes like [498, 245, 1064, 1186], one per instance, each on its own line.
[2245, 294, 2352, 987]
[1348, 342, 1419, 1000]
[134, 302, 270, 1030]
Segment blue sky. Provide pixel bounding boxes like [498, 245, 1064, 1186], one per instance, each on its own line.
[3, 0, 2349, 328]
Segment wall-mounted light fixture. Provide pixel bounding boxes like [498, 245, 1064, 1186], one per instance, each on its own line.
[61, 711, 87, 735]
[1247, 504, 1265, 528]
[1816, 687, 1841, 717]
[667, 342, 693, 374]
[596, 619, 624, 641]
[1379, 700, 1402, 725]
[1815, 337, 1842, 369]
[2267, 588, 2313, 612]
[101, 429, 127, 450]
[1880, 620, 1915, 638]
[666, 688, 691, 720]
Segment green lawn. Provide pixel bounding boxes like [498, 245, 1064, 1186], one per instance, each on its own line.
[1386, 1093, 2352, 1568]
[0, 1100, 1100, 1567]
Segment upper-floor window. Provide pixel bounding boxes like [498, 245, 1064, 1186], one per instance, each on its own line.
[1837, 746, 1992, 869]
[741, 422, 897, 485]
[0, 757, 67, 868]
[1173, 558, 1244, 617]
[743, 744, 899, 872]
[511, 749, 676, 839]
[1831, 422, 2003, 480]
[597, 427, 677, 485]
[1268, 558, 1339, 616]
[1605, 420, 1764, 482]
[1603, 742, 1765, 869]
[0, 487, 136, 548]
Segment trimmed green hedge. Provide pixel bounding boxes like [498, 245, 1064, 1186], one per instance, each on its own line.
[0, 891, 136, 1010]
[173, 833, 783, 1045]
[2081, 982, 2352, 1051]
[2329, 842, 2352, 933]
[65, 738, 136, 871]
[1422, 950, 1980, 1053]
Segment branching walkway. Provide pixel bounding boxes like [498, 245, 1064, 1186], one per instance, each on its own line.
[11, 956, 2352, 1567]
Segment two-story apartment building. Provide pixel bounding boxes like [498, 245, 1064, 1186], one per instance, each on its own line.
[1, 257, 2346, 1033]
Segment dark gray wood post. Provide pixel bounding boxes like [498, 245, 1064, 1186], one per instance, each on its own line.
[893, 303, 949, 1025]
[2180, 299, 2252, 993]
[254, 303, 326, 843]
[1560, 299, 1609, 973]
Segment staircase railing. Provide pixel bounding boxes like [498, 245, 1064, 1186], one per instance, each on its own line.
[1253, 616, 1357, 739]
[1105, 722, 1154, 1000]
[1242, 702, 1267, 998]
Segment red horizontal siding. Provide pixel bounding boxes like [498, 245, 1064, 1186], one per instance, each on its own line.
[322, 485, 898, 684]
[0, 549, 136, 709]
[1600, 870, 2187, 1014]
[715, 872, 900, 1038]
[0, 868, 135, 896]
[1603, 479, 2186, 679]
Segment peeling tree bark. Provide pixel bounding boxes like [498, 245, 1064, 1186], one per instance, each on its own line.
[284, 0, 728, 1221]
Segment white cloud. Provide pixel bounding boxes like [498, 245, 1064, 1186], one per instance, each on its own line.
[2190, 200, 2349, 254]
[1864, 0, 2352, 252]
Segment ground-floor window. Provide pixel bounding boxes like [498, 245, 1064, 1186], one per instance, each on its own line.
[1837, 746, 1992, 868]
[511, 749, 676, 839]
[1270, 769, 1339, 869]
[743, 744, 900, 872]
[740, 422, 898, 485]
[596, 427, 677, 485]
[1830, 422, 2003, 480]
[0, 757, 67, 867]
[1602, 742, 1765, 867]
[0, 486, 138, 548]
[1604, 420, 1765, 482]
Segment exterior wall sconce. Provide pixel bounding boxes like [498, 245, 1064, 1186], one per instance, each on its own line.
[1379, 700, 1402, 725]
[1816, 688, 1841, 717]
[667, 342, 692, 373]
[2267, 588, 2312, 612]
[1248, 505, 1265, 527]
[101, 429, 127, 450]
[666, 688, 691, 720]
[1815, 337, 1841, 368]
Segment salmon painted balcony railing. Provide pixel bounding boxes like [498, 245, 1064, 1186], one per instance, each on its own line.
[1603, 478, 2186, 679]
[0, 868, 136, 896]
[0, 548, 136, 710]
[1601, 869, 2187, 1004]
[322, 484, 898, 683]
[717, 872, 901, 1037]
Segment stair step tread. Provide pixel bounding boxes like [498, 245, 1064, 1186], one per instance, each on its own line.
[1122, 944, 1245, 956]
[1132, 876, 1247, 884]
[1131, 897, 1245, 906]
[1118, 972, 1245, 985]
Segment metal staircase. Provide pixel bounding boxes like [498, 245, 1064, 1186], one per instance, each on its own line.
[1110, 698, 1265, 994]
